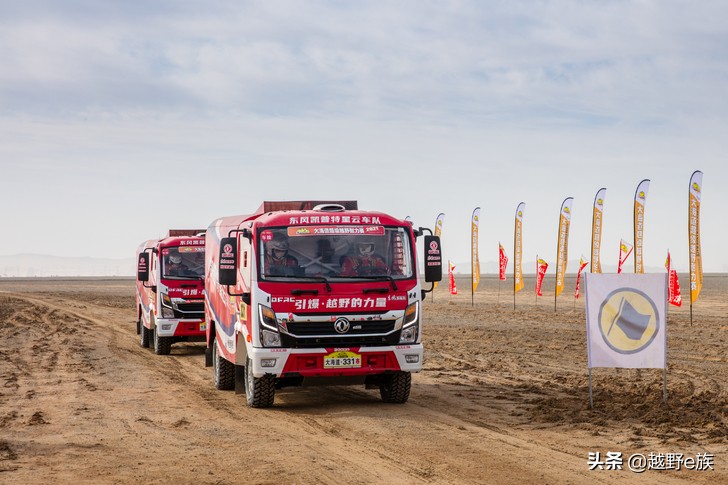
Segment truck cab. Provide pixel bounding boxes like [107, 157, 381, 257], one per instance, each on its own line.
[136, 230, 207, 355]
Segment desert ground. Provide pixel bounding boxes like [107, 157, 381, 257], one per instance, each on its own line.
[0, 274, 726, 484]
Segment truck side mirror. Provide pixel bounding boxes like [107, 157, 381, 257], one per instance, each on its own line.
[219, 237, 238, 286]
[424, 235, 442, 283]
[137, 253, 150, 282]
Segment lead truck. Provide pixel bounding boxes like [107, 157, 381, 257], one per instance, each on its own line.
[136, 230, 207, 355]
[204, 201, 442, 407]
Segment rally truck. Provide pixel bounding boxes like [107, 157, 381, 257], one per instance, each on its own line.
[204, 201, 442, 407]
[136, 230, 207, 355]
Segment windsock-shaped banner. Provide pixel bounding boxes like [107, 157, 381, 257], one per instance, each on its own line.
[689, 171, 703, 304]
[575, 256, 589, 299]
[618, 239, 633, 274]
[471, 207, 481, 292]
[536, 259, 548, 296]
[634, 179, 650, 274]
[433, 213, 445, 289]
[665, 251, 682, 307]
[591, 188, 606, 273]
[514, 203, 525, 293]
[448, 260, 457, 295]
[499, 243, 508, 281]
[555, 197, 574, 297]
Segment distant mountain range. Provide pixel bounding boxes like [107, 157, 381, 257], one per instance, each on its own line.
[0, 254, 135, 277]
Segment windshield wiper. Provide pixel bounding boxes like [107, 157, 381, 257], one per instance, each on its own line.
[267, 274, 332, 292]
[337, 275, 398, 291]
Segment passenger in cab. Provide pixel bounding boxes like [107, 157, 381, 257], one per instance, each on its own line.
[341, 240, 389, 276]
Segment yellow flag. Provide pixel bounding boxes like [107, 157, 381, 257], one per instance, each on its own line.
[689, 171, 703, 303]
[633, 179, 650, 273]
[514, 202, 525, 293]
[555, 197, 573, 297]
[471, 207, 481, 292]
[591, 188, 606, 273]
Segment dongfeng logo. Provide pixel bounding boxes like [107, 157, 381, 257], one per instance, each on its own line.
[334, 317, 351, 334]
[223, 243, 233, 253]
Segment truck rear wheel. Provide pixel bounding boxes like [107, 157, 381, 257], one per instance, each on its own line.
[140, 323, 151, 348]
[213, 336, 234, 390]
[245, 356, 275, 408]
[380, 371, 411, 404]
[153, 328, 172, 355]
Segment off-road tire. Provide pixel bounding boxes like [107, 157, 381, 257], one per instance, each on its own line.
[213, 337, 234, 390]
[245, 356, 275, 408]
[136, 306, 142, 335]
[380, 371, 411, 403]
[140, 324, 151, 348]
[153, 328, 172, 355]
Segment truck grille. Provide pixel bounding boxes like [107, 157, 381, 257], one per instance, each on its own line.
[173, 301, 204, 320]
[280, 319, 400, 348]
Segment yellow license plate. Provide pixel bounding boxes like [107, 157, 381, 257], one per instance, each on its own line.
[199, 322, 207, 331]
[323, 351, 361, 369]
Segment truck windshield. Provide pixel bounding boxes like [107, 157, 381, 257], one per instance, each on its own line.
[259, 226, 413, 281]
[161, 246, 205, 279]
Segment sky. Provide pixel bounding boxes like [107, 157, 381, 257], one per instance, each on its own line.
[2, 1, 727, 274]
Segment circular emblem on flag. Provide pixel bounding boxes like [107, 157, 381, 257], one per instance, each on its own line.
[333, 317, 351, 334]
[597, 288, 659, 354]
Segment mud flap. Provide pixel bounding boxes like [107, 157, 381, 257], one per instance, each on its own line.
[204, 347, 212, 367]
[234, 365, 245, 394]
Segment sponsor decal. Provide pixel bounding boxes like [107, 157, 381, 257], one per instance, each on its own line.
[287, 225, 385, 237]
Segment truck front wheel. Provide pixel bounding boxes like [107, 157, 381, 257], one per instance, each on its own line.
[245, 356, 275, 408]
[380, 371, 411, 404]
[213, 336, 234, 390]
[153, 328, 172, 355]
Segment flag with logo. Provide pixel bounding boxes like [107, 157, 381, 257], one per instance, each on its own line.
[633, 179, 650, 274]
[448, 260, 457, 295]
[471, 207, 481, 293]
[536, 258, 548, 296]
[499, 243, 508, 281]
[555, 197, 574, 297]
[585, 273, 667, 368]
[665, 251, 682, 307]
[689, 171, 703, 304]
[618, 239, 633, 274]
[575, 256, 589, 299]
[591, 188, 606, 273]
[433, 213, 445, 290]
[514, 202, 525, 293]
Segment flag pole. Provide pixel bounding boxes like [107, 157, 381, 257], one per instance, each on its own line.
[589, 368, 593, 409]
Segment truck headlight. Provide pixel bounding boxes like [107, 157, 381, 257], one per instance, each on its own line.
[161, 307, 175, 319]
[161, 292, 173, 308]
[403, 302, 418, 326]
[259, 305, 281, 347]
[260, 329, 281, 347]
[399, 325, 418, 344]
[259, 304, 277, 330]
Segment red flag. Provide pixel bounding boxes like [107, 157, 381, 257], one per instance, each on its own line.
[618, 239, 633, 274]
[499, 243, 508, 281]
[536, 258, 548, 296]
[448, 261, 458, 295]
[574, 256, 589, 299]
[665, 251, 682, 307]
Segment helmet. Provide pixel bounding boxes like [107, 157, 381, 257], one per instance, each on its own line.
[357, 241, 375, 256]
[169, 254, 182, 264]
[267, 238, 289, 257]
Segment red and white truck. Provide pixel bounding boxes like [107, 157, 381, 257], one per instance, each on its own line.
[204, 201, 442, 407]
[136, 230, 207, 355]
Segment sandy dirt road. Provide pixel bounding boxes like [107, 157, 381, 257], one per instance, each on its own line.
[0, 277, 726, 484]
